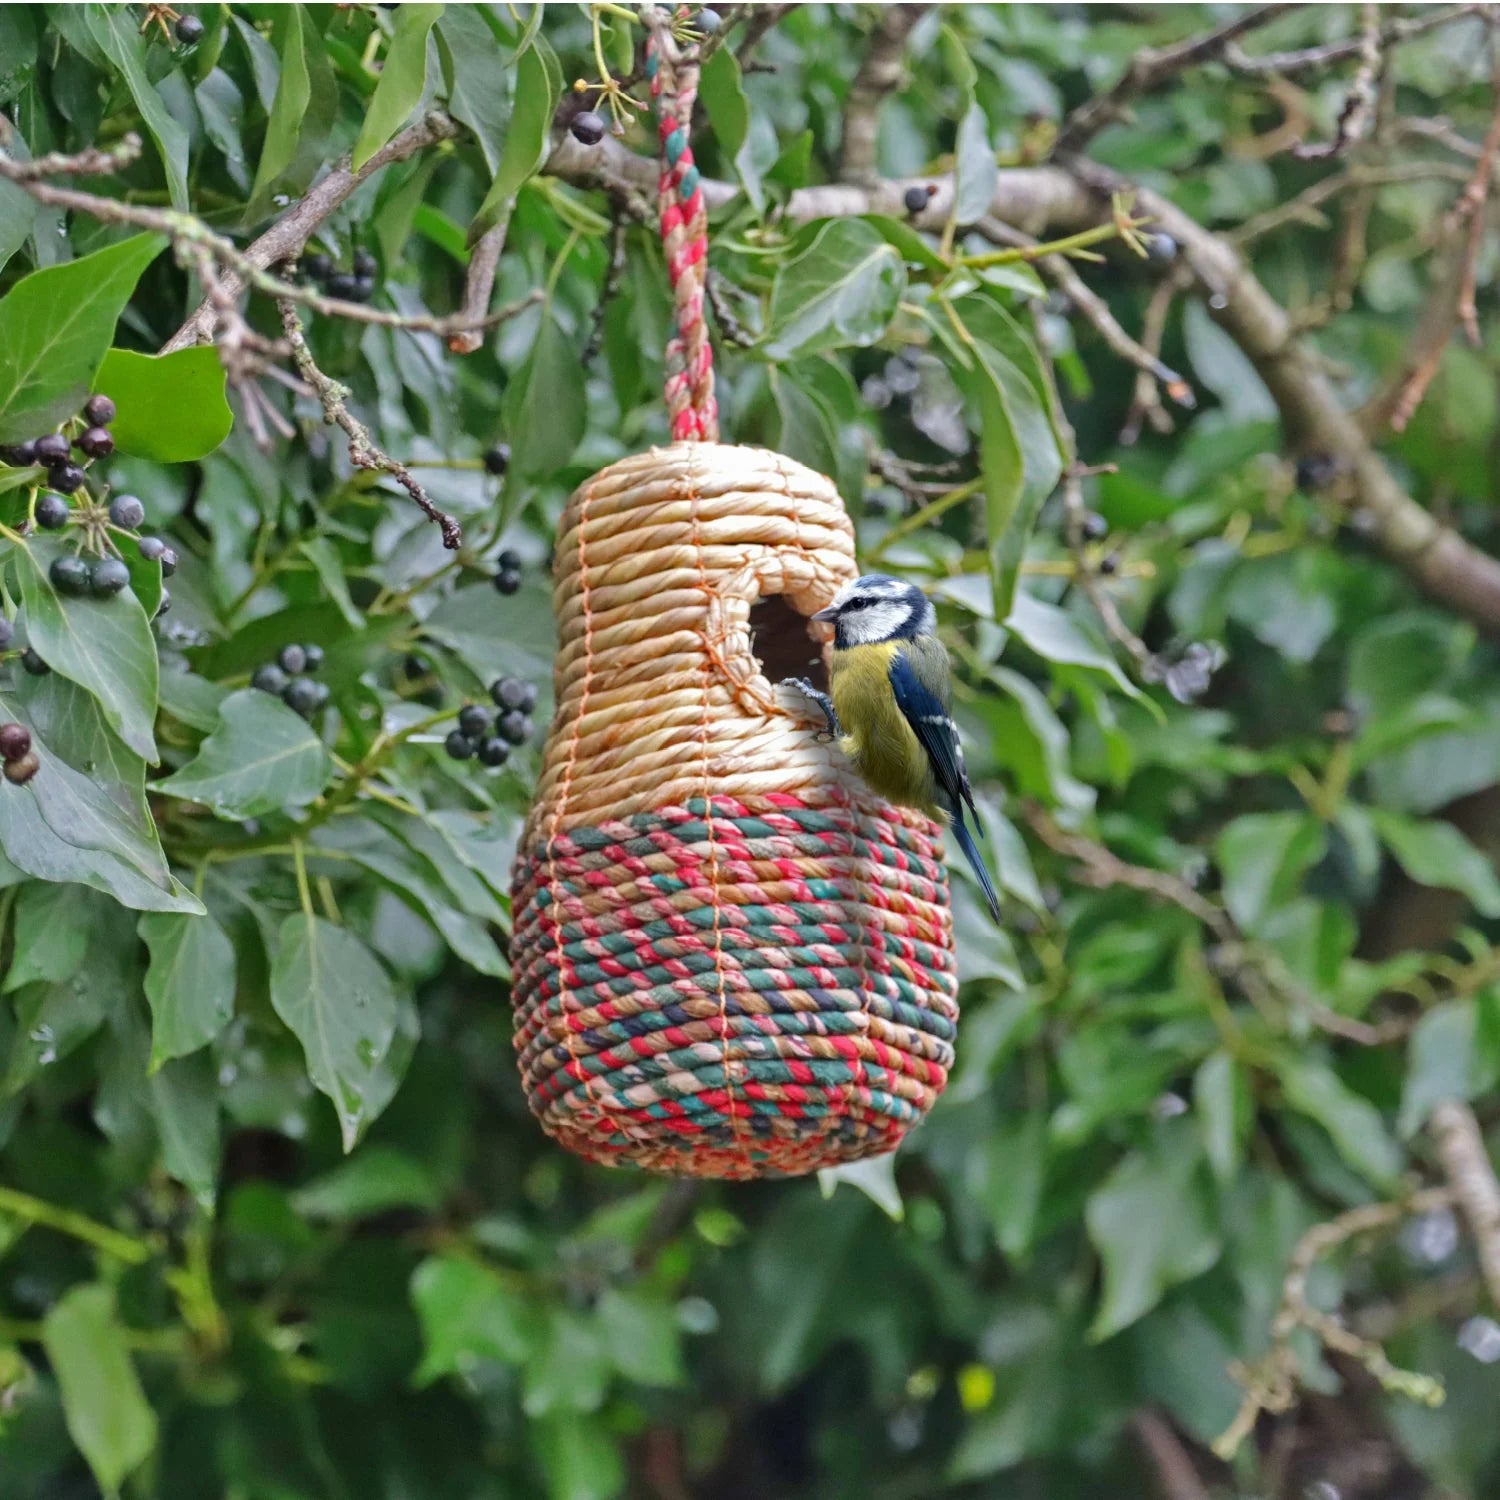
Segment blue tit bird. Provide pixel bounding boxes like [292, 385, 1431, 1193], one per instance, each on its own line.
[787, 573, 1001, 923]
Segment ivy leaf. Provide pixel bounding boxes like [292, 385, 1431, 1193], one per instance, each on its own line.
[93, 348, 233, 462]
[14, 537, 159, 760]
[435, 8, 510, 176]
[155, 689, 333, 819]
[1368, 808, 1500, 917]
[411, 1254, 540, 1383]
[270, 913, 403, 1150]
[1278, 1056, 1403, 1189]
[42, 1284, 158, 1495]
[1085, 1125, 1222, 1341]
[470, 36, 559, 243]
[952, 101, 998, 224]
[3, 880, 95, 992]
[701, 46, 763, 214]
[148, 1051, 221, 1209]
[596, 1288, 685, 1388]
[1399, 999, 1493, 1136]
[503, 314, 585, 482]
[81, 9, 190, 208]
[0, 234, 166, 444]
[252, 5, 336, 199]
[139, 910, 237, 1069]
[352, 5, 444, 170]
[765, 220, 906, 360]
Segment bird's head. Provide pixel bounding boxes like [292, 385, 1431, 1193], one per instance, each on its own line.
[811, 573, 936, 649]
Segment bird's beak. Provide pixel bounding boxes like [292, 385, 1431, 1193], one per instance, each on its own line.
[810, 604, 838, 623]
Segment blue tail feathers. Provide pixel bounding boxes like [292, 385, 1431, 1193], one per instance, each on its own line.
[950, 810, 1001, 924]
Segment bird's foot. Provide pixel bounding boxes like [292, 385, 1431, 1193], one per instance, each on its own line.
[784, 678, 841, 741]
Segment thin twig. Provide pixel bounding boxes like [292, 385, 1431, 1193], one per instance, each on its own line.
[0, 130, 144, 179]
[1121, 272, 1187, 444]
[1224, 3, 1484, 77]
[978, 215, 1194, 407]
[583, 213, 630, 365]
[1292, 3, 1382, 160]
[704, 266, 756, 348]
[1053, 4, 1297, 155]
[277, 300, 462, 549]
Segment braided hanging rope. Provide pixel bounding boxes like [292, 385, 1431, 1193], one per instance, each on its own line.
[644, 6, 719, 443]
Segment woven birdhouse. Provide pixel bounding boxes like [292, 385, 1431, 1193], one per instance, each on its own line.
[506, 11, 959, 1179]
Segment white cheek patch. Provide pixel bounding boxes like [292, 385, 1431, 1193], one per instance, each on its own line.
[843, 600, 909, 642]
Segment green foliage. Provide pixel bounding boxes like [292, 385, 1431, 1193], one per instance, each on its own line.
[1, 5, 1500, 1499]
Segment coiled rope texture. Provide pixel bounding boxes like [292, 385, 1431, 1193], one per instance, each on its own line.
[510, 447, 959, 1178]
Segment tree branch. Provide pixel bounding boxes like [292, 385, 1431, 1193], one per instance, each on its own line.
[1430, 1100, 1500, 1309]
[839, 4, 929, 184]
[277, 300, 462, 549]
[1224, 3, 1484, 77]
[163, 111, 463, 352]
[1053, 4, 1298, 156]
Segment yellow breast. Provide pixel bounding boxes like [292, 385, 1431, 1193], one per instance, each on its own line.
[828, 642, 939, 815]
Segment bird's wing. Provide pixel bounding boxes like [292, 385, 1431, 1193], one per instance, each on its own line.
[888, 644, 980, 825]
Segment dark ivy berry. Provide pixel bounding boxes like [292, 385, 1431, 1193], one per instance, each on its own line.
[1146, 231, 1178, 264]
[1, 440, 36, 466]
[49, 462, 86, 493]
[252, 663, 288, 695]
[491, 677, 528, 711]
[302, 643, 324, 673]
[21, 648, 49, 676]
[138, 535, 167, 561]
[1098, 551, 1120, 576]
[34, 433, 69, 466]
[444, 729, 475, 761]
[496, 548, 522, 571]
[458, 704, 492, 739]
[483, 445, 511, 477]
[302, 252, 332, 283]
[157, 545, 179, 577]
[697, 6, 721, 32]
[77, 426, 114, 459]
[307, 681, 331, 711]
[50, 555, 91, 597]
[2, 751, 39, 787]
[35, 493, 70, 531]
[570, 110, 606, 147]
[84, 395, 116, 426]
[1295, 453, 1338, 492]
[477, 736, 510, 767]
[0, 618, 11, 648]
[903, 184, 931, 216]
[175, 13, 204, 44]
[282, 677, 322, 716]
[279, 643, 308, 676]
[352, 249, 377, 278]
[498, 709, 532, 745]
[348, 275, 376, 303]
[514, 681, 539, 714]
[156, 588, 171, 614]
[0, 723, 31, 762]
[109, 494, 145, 529]
[90, 558, 131, 598]
[1081, 511, 1108, 542]
[493, 568, 521, 596]
[326, 272, 360, 300]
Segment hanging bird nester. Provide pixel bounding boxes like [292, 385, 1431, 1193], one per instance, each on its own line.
[508, 9, 959, 1179]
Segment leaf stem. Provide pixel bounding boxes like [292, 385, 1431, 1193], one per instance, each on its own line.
[0, 1184, 156, 1264]
[292, 839, 314, 917]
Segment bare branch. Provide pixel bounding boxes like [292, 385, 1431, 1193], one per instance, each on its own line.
[1430, 1100, 1500, 1309]
[0, 130, 143, 180]
[164, 111, 463, 352]
[1129, 1411, 1211, 1500]
[1053, 4, 1298, 156]
[447, 204, 514, 357]
[276, 300, 462, 550]
[1224, 3, 1484, 77]
[1292, 3, 1382, 161]
[839, 5, 929, 184]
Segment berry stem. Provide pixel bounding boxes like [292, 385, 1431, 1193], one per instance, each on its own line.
[291, 838, 314, 918]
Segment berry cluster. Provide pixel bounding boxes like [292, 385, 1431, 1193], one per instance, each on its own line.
[252, 643, 330, 719]
[443, 677, 538, 767]
[301, 248, 378, 304]
[2, 393, 117, 494]
[49, 553, 131, 599]
[0, 722, 38, 787]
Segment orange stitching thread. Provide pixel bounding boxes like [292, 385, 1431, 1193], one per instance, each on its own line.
[544, 482, 612, 1135]
[689, 450, 751, 1170]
